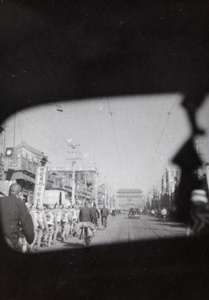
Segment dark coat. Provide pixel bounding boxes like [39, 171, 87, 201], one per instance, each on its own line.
[0, 194, 34, 246]
[101, 206, 109, 217]
[79, 206, 91, 222]
[90, 207, 100, 222]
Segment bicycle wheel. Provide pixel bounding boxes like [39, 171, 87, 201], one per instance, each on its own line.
[103, 218, 107, 229]
[84, 227, 91, 246]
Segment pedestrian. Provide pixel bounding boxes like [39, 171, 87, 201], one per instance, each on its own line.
[100, 204, 109, 228]
[44, 205, 55, 247]
[90, 203, 100, 227]
[0, 183, 34, 251]
[66, 207, 73, 237]
[53, 204, 62, 244]
[36, 203, 48, 250]
[61, 207, 71, 242]
[29, 204, 39, 250]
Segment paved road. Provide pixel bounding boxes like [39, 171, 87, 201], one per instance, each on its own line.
[38, 214, 187, 252]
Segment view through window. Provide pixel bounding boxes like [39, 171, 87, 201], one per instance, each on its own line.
[0, 94, 208, 252]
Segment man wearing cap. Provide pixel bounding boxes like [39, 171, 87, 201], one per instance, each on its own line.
[0, 183, 34, 251]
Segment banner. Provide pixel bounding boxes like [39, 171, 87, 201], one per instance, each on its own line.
[44, 190, 66, 206]
[33, 166, 47, 208]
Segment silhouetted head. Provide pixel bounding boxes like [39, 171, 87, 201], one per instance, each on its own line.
[9, 183, 22, 196]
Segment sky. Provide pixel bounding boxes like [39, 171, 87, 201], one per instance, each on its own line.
[2, 93, 208, 196]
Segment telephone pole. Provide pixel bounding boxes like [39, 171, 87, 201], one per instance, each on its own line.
[95, 168, 98, 206]
[67, 140, 81, 206]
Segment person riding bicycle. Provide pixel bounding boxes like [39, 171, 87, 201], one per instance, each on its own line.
[100, 204, 109, 228]
[77, 201, 95, 240]
[79, 201, 92, 222]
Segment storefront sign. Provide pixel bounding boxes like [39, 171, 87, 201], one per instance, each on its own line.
[33, 166, 47, 208]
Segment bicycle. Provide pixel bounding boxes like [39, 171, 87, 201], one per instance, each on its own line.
[78, 223, 94, 246]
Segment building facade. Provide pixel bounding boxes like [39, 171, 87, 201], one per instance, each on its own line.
[161, 167, 179, 209]
[116, 189, 144, 210]
[3, 142, 48, 202]
[47, 166, 96, 205]
[0, 154, 4, 181]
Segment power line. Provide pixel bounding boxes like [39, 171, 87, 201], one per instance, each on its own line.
[107, 98, 121, 166]
[17, 112, 67, 155]
[31, 107, 82, 156]
[145, 94, 180, 190]
[154, 94, 179, 154]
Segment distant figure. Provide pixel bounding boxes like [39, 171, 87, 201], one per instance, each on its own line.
[44, 205, 55, 247]
[36, 203, 48, 250]
[53, 204, 62, 244]
[0, 183, 34, 251]
[61, 207, 72, 242]
[90, 203, 100, 227]
[161, 207, 167, 216]
[100, 204, 109, 228]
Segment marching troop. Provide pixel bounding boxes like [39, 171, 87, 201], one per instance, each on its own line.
[0, 183, 111, 252]
[20, 203, 81, 252]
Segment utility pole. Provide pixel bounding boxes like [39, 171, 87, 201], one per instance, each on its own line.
[3, 123, 6, 156]
[84, 169, 87, 201]
[90, 163, 99, 206]
[13, 114, 16, 149]
[95, 168, 98, 206]
[67, 140, 80, 206]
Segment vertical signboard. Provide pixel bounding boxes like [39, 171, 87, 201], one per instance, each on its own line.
[33, 166, 47, 208]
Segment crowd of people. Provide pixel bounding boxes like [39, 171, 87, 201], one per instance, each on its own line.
[0, 183, 110, 252]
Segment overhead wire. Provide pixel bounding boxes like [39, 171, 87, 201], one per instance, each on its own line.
[18, 107, 83, 168]
[17, 112, 67, 156]
[107, 98, 121, 166]
[154, 94, 179, 154]
[145, 93, 180, 191]
[34, 114, 68, 151]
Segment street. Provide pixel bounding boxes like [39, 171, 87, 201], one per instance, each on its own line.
[38, 213, 187, 252]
